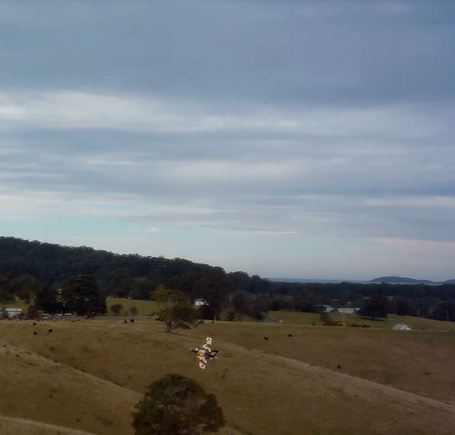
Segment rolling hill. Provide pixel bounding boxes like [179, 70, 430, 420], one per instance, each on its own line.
[1, 317, 455, 434]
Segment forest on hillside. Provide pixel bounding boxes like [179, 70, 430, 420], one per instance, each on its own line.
[0, 237, 454, 320]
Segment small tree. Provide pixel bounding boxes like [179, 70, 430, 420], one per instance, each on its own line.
[133, 374, 225, 435]
[111, 303, 124, 316]
[153, 288, 197, 332]
[130, 306, 139, 316]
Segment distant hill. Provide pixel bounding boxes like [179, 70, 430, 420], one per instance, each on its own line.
[444, 279, 455, 285]
[370, 276, 438, 285]
[0, 236, 270, 297]
[269, 278, 351, 284]
[0, 236, 221, 285]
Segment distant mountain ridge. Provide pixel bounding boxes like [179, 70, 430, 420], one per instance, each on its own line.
[270, 276, 455, 285]
[370, 276, 455, 285]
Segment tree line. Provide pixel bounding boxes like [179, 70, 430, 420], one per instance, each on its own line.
[0, 237, 454, 321]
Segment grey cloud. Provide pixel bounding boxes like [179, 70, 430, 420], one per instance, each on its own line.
[1, 1, 454, 106]
[1, 0, 455, 264]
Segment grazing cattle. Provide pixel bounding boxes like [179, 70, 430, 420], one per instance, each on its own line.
[33, 322, 37, 326]
[288, 334, 293, 337]
[264, 336, 269, 341]
[130, 319, 135, 323]
[48, 329, 53, 334]
[33, 331, 38, 336]
[124, 319, 128, 324]
[337, 365, 342, 370]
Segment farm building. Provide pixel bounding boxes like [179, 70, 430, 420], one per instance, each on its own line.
[337, 307, 360, 314]
[194, 298, 208, 307]
[1, 307, 23, 318]
[322, 304, 335, 312]
[393, 323, 411, 331]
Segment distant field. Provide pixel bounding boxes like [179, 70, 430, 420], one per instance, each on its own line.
[1, 317, 454, 435]
[5, 298, 451, 332]
[270, 310, 454, 331]
[105, 297, 159, 317]
[2, 297, 161, 318]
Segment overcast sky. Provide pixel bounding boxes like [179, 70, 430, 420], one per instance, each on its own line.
[1, 0, 454, 280]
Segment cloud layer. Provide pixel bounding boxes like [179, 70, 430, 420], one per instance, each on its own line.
[1, 1, 454, 279]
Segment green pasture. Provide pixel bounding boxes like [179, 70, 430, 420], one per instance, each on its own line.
[105, 297, 160, 317]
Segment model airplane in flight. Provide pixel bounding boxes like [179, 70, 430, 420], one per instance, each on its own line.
[191, 337, 218, 369]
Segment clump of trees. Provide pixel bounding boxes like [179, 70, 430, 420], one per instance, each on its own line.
[226, 292, 265, 320]
[432, 301, 455, 322]
[133, 374, 225, 435]
[59, 275, 107, 315]
[195, 275, 230, 321]
[153, 288, 198, 332]
[360, 294, 389, 320]
[30, 274, 107, 316]
[0, 273, 38, 304]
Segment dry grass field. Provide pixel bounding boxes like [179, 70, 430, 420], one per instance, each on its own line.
[269, 310, 455, 330]
[1, 316, 455, 435]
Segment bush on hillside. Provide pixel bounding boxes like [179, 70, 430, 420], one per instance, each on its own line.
[133, 373, 225, 435]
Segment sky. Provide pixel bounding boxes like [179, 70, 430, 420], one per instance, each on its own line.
[1, 0, 455, 281]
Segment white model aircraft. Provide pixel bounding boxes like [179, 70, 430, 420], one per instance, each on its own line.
[191, 337, 219, 369]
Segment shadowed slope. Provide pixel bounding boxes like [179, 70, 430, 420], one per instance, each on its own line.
[0, 414, 96, 435]
[0, 343, 140, 435]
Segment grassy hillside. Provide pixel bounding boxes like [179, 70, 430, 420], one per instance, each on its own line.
[193, 321, 455, 402]
[1, 318, 454, 434]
